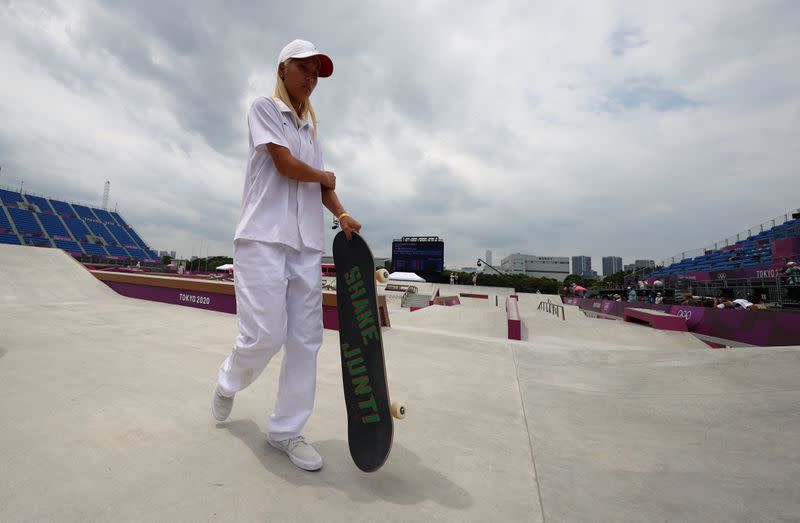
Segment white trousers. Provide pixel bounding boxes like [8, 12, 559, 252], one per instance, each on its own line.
[217, 239, 323, 440]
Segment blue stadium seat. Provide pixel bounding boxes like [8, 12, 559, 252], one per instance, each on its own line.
[0, 207, 13, 232]
[37, 213, 72, 240]
[0, 233, 21, 245]
[63, 217, 92, 242]
[86, 221, 119, 246]
[111, 212, 128, 227]
[126, 247, 149, 260]
[0, 189, 24, 206]
[105, 245, 130, 258]
[80, 242, 108, 256]
[92, 208, 116, 224]
[126, 227, 149, 249]
[50, 200, 77, 217]
[26, 237, 53, 247]
[72, 204, 99, 222]
[8, 207, 44, 235]
[24, 195, 55, 214]
[54, 239, 84, 254]
[106, 224, 136, 246]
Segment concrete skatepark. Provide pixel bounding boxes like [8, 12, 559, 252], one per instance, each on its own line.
[1, 244, 799, 522]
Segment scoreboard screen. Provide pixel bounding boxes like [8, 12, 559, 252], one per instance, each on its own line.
[392, 238, 444, 272]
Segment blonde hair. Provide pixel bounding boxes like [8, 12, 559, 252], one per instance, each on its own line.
[273, 58, 318, 137]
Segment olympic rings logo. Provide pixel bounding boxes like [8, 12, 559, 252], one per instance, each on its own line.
[676, 309, 692, 320]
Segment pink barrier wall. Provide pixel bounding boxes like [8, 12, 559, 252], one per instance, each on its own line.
[506, 295, 522, 341]
[562, 297, 800, 347]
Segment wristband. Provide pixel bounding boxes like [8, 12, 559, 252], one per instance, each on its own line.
[337, 212, 349, 221]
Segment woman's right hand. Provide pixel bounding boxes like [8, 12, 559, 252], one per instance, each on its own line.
[321, 171, 336, 190]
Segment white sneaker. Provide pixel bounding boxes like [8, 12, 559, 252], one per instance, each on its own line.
[211, 386, 234, 422]
[268, 435, 323, 471]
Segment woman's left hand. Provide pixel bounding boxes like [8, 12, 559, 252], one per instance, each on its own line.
[340, 215, 362, 240]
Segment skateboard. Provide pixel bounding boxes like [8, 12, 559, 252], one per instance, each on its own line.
[332, 231, 405, 472]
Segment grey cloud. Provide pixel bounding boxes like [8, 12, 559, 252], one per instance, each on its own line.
[2, 1, 799, 268]
[609, 26, 647, 56]
[605, 78, 695, 112]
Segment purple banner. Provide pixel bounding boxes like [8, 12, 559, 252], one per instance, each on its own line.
[104, 280, 350, 332]
[561, 297, 800, 347]
[104, 281, 236, 314]
[642, 263, 787, 285]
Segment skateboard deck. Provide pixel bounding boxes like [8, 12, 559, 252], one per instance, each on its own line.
[333, 231, 397, 472]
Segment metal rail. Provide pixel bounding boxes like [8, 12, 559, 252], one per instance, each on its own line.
[537, 299, 566, 320]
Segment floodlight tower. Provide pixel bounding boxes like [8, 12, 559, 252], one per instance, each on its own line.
[102, 181, 110, 210]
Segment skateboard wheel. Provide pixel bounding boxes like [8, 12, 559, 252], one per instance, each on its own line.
[390, 401, 406, 420]
[376, 268, 389, 283]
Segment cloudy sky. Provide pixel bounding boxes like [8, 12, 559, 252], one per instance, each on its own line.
[1, 0, 798, 271]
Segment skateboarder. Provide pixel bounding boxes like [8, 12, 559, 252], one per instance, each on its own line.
[212, 39, 361, 471]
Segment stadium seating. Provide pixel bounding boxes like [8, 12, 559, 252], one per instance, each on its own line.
[651, 218, 800, 277]
[0, 207, 14, 233]
[105, 245, 129, 258]
[0, 233, 22, 245]
[81, 242, 108, 256]
[24, 195, 55, 214]
[8, 207, 44, 236]
[0, 188, 25, 206]
[26, 237, 53, 247]
[49, 199, 77, 217]
[0, 189, 158, 263]
[54, 239, 84, 254]
[63, 217, 92, 243]
[111, 211, 128, 228]
[37, 213, 72, 240]
[107, 224, 137, 246]
[92, 208, 116, 224]
[86, 221, 119, 246]
[72, 204, 99, 222]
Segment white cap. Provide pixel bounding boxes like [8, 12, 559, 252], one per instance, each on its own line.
[279, 39, 333, 78]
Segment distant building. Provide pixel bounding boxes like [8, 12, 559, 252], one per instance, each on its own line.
[635, 259, 656, 269]
[571, 256, 592, 277]
[602, 256, 623, 276]
[501, 253, 570, 280]
[485, 250, 492, 266]
[624, 263, 636, 272]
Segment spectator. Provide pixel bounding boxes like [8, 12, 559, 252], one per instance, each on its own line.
[655, 292, 663, 304]
[680, 293, 696, 306]
[732, 297, 755, 310]
[784, 261, 800, 284]
[716, 296, 734, 309]
[780, 261, 800, 303]
[751, 295, 770, 310]
[627, 286, 637, 302]
[472, 272, 477, 286]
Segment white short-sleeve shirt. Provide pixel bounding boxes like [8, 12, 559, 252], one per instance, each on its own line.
[234, 96, 325, 252]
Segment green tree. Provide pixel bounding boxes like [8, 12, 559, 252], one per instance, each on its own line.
[563, 274, 594, 288]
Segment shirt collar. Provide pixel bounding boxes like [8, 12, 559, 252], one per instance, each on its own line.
[273, 97, 310, 128]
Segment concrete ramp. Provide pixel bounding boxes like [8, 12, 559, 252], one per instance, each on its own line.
[0, 244, 119, 306]
[2, 245, 798, 522]
[0, 244, 541, 522]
